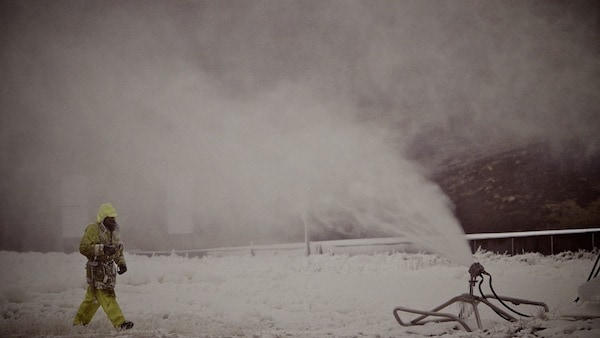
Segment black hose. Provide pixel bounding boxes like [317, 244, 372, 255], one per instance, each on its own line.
[474, 275, 512, 321]
[485, 273, 531, 318]
[478, 276, 485, 299]
[575, 252, 600, 302]
[586, 253, 600, 280]
[592, 253, 600, 279]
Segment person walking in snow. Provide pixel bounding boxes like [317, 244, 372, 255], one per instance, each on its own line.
[73, 203, 134, 330]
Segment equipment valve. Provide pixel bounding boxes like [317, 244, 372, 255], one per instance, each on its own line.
[469, 262, 487, 278]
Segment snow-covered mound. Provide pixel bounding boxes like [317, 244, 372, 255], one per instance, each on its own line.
[1, 250, 599, 337]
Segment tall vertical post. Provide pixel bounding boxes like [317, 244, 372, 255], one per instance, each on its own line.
[511, 237, 515, 255]
[302, 214, 310, 256]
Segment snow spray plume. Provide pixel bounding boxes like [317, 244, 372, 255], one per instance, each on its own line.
[138, 82, 474, 266]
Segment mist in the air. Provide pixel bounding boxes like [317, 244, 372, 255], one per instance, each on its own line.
[0, 1, 598, 261]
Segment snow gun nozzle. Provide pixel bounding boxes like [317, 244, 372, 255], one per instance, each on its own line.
[468, 262, 488, 278]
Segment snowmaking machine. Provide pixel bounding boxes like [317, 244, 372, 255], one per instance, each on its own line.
[393, 262, 549, 332]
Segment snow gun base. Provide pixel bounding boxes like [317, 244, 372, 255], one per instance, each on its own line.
[392, 263, 549, 332]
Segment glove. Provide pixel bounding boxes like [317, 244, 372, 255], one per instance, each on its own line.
[118, 264, 127, 275]
[103, 244, 118, 256]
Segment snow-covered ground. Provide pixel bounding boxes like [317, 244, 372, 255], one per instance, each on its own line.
[1, 249, 600, 337]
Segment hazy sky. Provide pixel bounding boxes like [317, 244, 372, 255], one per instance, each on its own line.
[1, 0, 598, 253]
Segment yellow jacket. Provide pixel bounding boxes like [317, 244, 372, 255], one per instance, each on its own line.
[79, 203, 126, 289]
[79, 221, 126, 266]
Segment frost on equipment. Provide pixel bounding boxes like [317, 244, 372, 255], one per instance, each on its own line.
[393, 262, 549, 332]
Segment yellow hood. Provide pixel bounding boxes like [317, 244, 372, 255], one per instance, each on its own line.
[96, 203, 118, 223]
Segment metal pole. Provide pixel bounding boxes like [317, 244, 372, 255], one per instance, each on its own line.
[550, 235, 554, 255]
[511, 237, 515, 255]
[302, 214, 310, 256]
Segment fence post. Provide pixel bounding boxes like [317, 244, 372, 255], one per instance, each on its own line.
[302, 214, 310, 256]
[511, 237, 515, 255]
[550, 235, 554, 255]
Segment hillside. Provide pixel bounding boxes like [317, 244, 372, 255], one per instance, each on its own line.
[431, 142, 600, 234]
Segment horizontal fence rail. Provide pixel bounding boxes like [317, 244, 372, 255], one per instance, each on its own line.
[130, 228, 600, 258]
[466, 228, 600, 255]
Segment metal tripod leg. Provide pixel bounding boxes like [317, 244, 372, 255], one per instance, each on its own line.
[393, 293, 548, 332]
[482, 294, 549, 313]
[393, 294, 480, 332]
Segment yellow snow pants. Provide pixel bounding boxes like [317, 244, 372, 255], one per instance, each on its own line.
[73, 286, 126, 328]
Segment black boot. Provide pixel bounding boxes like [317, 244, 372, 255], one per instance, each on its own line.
[120, 321, 134, 330]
